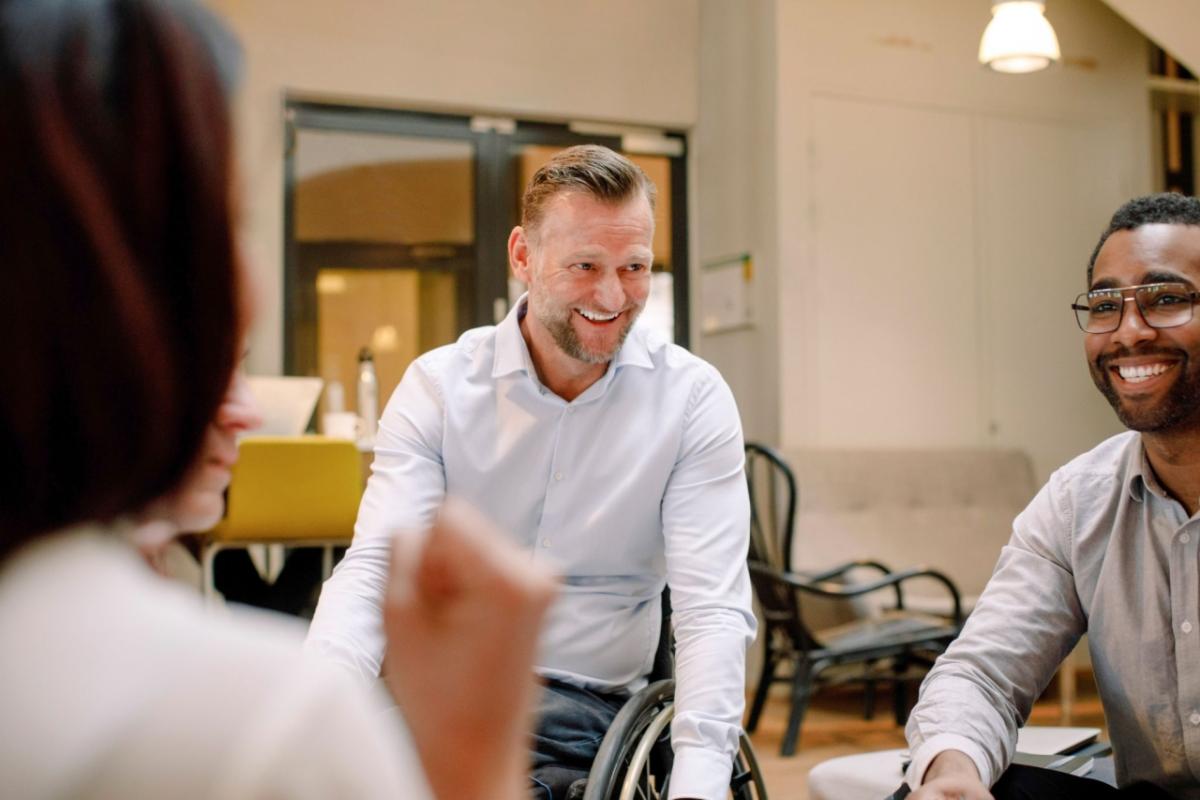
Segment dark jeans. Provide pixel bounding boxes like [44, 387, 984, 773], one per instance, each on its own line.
[892, 765, 1174, 799]
[530, 679, 628, 800]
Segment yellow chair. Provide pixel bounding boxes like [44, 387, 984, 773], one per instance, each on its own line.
[200, 436, 363, 601]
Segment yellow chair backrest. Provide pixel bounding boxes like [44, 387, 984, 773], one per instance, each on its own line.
[208, 436, 363, 543]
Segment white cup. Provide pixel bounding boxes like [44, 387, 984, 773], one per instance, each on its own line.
[323, 411, 364, 441]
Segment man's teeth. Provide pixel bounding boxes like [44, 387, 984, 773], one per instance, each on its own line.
[1118, 363, 1171, 383]
[578, 309, 619, 322]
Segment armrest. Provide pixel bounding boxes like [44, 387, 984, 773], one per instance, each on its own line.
[803, 559, 896, 583]
[801, 559, 900, 608]
[749, 561, 963, 626]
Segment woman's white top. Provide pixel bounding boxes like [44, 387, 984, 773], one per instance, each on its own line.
[0, 526, 428, 799]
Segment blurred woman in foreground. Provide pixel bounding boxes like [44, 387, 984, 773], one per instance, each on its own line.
[0, 2, 553, 798]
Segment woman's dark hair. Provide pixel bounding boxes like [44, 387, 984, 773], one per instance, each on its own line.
[0, 0, 243, 558]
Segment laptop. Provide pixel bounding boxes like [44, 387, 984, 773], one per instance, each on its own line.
[245, 376, 323, 436]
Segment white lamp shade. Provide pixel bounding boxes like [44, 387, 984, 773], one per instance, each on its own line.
[979, 0, 1061, 74]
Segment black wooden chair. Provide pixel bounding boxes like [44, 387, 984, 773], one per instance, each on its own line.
[743, 442, 963, 756]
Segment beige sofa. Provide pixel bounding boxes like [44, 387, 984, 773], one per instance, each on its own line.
[776, 447, 1037, 616]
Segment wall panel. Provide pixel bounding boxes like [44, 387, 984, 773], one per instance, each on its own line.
[809, 95, 980, 446]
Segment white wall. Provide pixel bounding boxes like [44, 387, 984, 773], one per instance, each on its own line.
[755, 0, 1152, 480]
[210, 0, 700, 374]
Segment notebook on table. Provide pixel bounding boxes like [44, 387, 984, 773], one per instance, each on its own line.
[1012, 726, 1109, 778]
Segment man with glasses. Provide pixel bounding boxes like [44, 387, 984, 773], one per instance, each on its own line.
[903, 194, 1200, 800]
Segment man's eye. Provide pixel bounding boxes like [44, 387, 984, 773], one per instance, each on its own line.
[573, 263, 594, 271]
[1090, 300, 1120, 315]
[1149, 292, 1188, 307]
[625, 263, 647, 273]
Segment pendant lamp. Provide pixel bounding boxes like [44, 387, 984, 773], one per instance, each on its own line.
[979, 0, 1061, 74]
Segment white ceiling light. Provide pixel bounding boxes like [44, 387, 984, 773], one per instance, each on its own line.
[979, 0, 1061, 74]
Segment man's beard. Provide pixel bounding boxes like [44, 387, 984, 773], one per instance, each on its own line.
[530, 286, 641, 365]
[540, 307, 639, 365]
[1090, 349, 1200, 433]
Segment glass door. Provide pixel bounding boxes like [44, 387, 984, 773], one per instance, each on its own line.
[284, 104, 689, 415]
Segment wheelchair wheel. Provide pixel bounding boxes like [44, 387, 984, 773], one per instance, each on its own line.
[582, 680, 675, 800]
[582, 680, 770, 800]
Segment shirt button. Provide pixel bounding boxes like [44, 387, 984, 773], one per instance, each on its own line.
[541, 538, 551, 548]
[554, 472, 563, 481]
[1181, 533, 1192, 544]
[1183, 621, 1194, 634]
[1191, 712, 1200, 726]
[566, 407, 574, 414]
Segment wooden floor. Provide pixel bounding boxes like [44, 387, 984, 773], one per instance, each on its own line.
[744, 677, 1106, 799]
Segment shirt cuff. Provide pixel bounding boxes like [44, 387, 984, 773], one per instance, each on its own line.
[905, 733, 995, 789]
[667, 745, 733, 800]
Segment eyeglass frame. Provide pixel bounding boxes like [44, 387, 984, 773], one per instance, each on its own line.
[1071, 281, 1200, 334]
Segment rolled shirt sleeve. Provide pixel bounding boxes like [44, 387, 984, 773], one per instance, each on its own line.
[905, 472, 1086, 788]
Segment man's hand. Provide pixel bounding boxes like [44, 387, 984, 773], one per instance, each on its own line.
[909, 750, 993, 800]
[382, 500, 558, 800]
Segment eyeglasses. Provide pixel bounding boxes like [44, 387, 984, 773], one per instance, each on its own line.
[1072, 282, 1200, 333]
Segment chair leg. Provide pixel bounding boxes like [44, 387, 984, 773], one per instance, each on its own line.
[864, 677, 877, 720]
[781, 665, 813, 757]
[892, 657, 911, 726]
[745, 654, 777, 733]
[201, 544, 220, 603]
[321, 545, 334, 581]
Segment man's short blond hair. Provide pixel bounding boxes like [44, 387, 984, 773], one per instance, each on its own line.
[521, 145, 656, 235]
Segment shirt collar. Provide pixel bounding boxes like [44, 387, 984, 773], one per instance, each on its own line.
[491, 294, 655, 380]
[492, 296, 535, 379]
[1127, 437, 1171, 502]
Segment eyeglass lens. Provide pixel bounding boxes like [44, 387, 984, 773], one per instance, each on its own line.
[1075, 283, 1196, 333]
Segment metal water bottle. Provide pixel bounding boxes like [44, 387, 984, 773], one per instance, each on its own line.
[356, 347, 378, 441]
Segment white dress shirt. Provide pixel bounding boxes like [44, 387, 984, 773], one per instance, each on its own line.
[906, 431, 1200, 797]
[0, 526, 429, 799]
[307, 298, 756, 799]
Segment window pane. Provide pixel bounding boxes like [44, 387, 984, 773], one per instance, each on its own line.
[292, 128, 474, 411]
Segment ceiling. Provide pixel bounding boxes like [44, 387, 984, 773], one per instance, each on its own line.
[1100, 0, 1200, 73]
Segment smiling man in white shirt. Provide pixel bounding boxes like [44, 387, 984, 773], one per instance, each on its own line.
[904, 193, 1200, 800]
[306, 144, 756, 800]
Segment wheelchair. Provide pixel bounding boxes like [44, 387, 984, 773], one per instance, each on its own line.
[580, 678, 769, 800]
[577, 592, 770, 800]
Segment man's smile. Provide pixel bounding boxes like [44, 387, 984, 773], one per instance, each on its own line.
[1108, 358, 1178, 387]
[575, 308, 622, 325]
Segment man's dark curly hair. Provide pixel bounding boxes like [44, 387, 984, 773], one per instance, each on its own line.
[1088, 193, 1200, 284]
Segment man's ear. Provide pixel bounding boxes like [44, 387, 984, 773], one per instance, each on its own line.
[508, 226, 532, 283]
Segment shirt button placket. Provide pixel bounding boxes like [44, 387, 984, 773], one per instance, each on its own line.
[1178, 521, 1200, 774]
